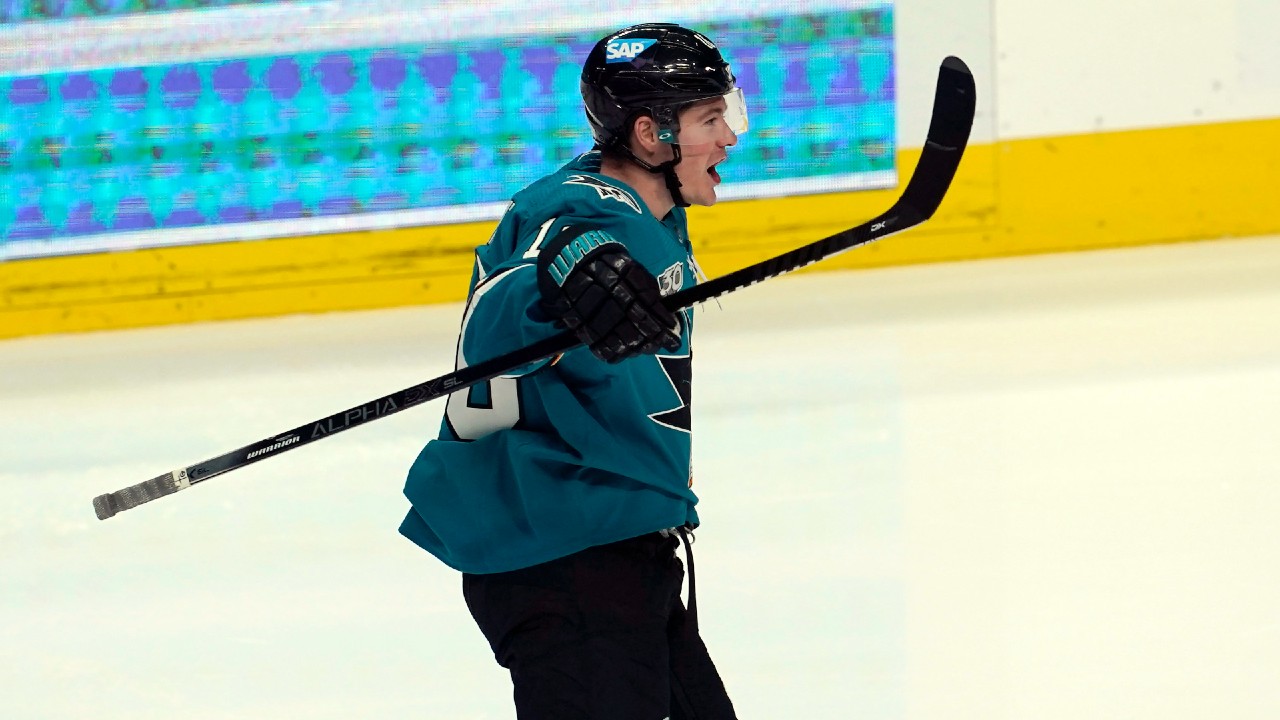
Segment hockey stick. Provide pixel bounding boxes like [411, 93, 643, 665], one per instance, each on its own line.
[92, 56, 975, 521]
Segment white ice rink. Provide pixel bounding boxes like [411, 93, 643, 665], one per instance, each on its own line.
[3, 235, 1280, 719]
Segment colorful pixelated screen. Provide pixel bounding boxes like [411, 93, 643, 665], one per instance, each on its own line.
[0, 2, 895, 259]
[0, 0, 299, 24]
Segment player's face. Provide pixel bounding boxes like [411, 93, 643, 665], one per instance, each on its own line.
[673, 97, 739, 206]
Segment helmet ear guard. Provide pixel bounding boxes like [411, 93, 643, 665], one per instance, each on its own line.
[652, 105, 679, 144]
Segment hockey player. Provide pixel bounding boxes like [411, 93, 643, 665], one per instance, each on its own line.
[400, 23, 747, 719]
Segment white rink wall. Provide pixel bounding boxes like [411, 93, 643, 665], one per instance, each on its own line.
[894, 0, 1280, 143]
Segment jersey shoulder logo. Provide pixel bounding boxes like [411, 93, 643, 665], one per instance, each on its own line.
[605, 39, 658, 63]
[563, 174, 643, 214]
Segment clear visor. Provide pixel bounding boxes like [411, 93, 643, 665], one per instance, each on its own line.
[656, 88, 749, 145]
[723, 87, 749, 135]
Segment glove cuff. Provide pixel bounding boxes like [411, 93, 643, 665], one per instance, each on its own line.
[535, 223, 627, 303]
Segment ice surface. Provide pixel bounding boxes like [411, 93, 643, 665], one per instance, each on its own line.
[4, 235, 1280, 719]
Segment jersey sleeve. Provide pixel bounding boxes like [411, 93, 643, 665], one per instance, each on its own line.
[459, 172, 655, 376]
[459, 218, 618, 376]
[458, 262, 557, 377]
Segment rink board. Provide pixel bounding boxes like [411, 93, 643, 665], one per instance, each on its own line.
[3, 116, 1278, 338]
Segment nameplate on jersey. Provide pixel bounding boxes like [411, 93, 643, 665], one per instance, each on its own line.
[563, 174, 643, 214]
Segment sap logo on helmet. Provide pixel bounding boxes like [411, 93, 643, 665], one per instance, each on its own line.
[606, 39, 658, 63]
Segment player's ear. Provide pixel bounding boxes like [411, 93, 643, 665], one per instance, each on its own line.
[629, 115, 662, 155]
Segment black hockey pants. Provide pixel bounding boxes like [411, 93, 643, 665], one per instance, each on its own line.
[462, 530, 737, 720]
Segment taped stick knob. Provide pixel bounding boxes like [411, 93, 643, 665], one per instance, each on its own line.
[93, 470, 189, 520]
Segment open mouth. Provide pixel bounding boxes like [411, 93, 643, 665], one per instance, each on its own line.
[708, 157, 726, 184]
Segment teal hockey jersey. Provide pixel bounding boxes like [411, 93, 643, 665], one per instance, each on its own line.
[400, 151, 701, 574]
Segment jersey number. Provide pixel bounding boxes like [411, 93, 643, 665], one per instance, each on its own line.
[445, 369, 520, 441]
[444, 269, 526, 441]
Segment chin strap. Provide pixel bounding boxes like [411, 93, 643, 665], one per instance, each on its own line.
[619, 143, 689, 209]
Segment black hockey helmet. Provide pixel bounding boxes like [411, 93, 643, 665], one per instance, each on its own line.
[580, 23, 747, 151]
[580, 23, 747, 207]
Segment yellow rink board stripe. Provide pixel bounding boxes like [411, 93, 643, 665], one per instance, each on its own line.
[2, 117, 1278, 340]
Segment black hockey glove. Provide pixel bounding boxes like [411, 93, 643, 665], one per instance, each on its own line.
[536, 225, 682, 364]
